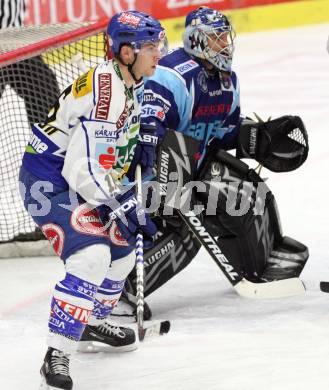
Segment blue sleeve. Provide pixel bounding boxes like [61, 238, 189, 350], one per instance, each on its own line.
[142, 66, 192, 138]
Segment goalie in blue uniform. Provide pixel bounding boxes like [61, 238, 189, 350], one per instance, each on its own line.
[118, 6, 309, 317]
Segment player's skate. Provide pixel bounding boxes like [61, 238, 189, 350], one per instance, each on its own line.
[40, 347, 73, 390]
[78, 321, 137, 352]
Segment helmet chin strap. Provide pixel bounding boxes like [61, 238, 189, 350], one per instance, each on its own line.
[118, 52, 142, 82]
[127, 58, 139, 82]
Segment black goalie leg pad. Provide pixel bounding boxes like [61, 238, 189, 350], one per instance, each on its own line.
[125, 218, 201, 298]
[261, 236, 309, 281]
[197, 149, 309, 282]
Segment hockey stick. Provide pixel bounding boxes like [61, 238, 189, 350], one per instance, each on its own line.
[135, 165, 170, 340]
[178, 210, 305, 299]
[135, 164, 145, 340]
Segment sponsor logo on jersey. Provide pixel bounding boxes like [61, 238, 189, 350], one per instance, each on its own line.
[41, 223, 64, 256]
[209, 89, 222, 97]
[116, 100, 134, 129]
[55, 299, 91, 324]
[25, 134, 48, 154]
[38, 122, 64, 136]
[71, 203, 107, 237]
[114, 128, 139, 173]
[143, 90, 171, 112]
[144, 92, 156, 102]
[197, 70, 208, 93]
[195, 104, 231, 117]
[94, 127, 117, 140]
[187, 121, 233, 144]
[108, 221, 129, 247]
[142, 105, 165, 121]
[96, 73, 112, 120]
[72, 68, 93, 98]
[174, 59, 198, 75]
[95, 143, 116, 170]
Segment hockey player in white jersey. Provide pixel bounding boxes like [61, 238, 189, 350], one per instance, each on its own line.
[19, 11, 167, 390]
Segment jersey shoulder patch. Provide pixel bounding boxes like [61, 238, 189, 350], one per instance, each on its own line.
[174, 59, 199, 76]
[72, 68, 94, 98]
[160, 48, 199, 77]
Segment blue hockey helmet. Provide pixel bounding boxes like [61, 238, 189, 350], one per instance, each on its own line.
[183, 7, 235, 72]
[107, 11, 167, 57]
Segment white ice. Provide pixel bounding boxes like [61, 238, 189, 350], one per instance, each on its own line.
[0, 23, 329, 390]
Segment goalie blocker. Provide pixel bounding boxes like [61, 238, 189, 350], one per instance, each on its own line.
[123, 129, 309, 300]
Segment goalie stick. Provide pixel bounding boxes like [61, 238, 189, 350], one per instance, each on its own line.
[158, 129, 305, 299]
[135, 165, 170, 340]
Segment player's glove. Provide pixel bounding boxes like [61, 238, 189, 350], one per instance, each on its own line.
[236, 115, 309, 172]
[126, 124, 158, 180]
[100, 186, 157, 249]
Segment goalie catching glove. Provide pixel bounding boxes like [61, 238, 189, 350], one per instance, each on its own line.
[236, 115, 309, 172]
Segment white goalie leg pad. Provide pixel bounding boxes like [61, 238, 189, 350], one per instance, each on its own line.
[65, 243, 112, 286]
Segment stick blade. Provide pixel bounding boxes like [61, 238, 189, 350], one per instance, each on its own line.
[235, 277, 305, 299]
[139, 320, 171, 341]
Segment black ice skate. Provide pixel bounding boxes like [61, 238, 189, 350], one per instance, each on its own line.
[78, 322, 137, 352]
[40, 347, 73, 390]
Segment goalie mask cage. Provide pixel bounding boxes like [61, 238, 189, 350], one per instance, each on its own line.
[0, 20, 108, 256]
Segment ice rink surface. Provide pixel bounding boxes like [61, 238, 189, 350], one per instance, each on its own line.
[1, 23, 329, 389]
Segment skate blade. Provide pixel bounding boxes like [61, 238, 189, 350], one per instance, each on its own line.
[77, 340, 138, 353]
[39, 377, 61, 390]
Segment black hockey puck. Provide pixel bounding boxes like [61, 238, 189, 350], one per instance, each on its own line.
[320, 281, 329, 293]
[160, 320, 171, 334]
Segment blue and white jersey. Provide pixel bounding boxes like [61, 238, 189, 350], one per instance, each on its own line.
[22, 59, 143, 206]
[142, 48, 241, 162]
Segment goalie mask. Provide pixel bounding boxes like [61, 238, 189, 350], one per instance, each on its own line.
[183, 7, 235, 72]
